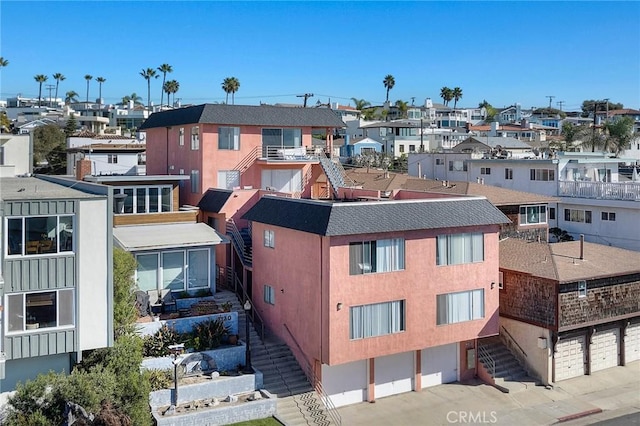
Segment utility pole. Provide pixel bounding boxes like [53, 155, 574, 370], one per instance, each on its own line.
[296, 93, 314, 107]
[556, 101, 565, 111]
[46, 84, 55, 106]
[603, 98, 609, 122]
[546, 95, 555, 109]
[591, 101, 599, 152]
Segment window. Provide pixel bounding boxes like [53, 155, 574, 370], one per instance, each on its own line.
[480, 167, 491, 175]
[191, 126, 200, 150]
[217, 170, 240, 190]
[409, 145, 416, 152]
[399, 145, 405, 153]
[136, 248, 210, 292]
[349, 238, 405, 275]
[190, 170, 200, 193]
[264, 230, 275, 248]
[264, 285, 275, 305]
[436, 158, 444, 166]
[564, 209, 592, 223]
[436, 289, 484, 325]
[519, 205, 547, 225]
[7, 215, 74, 256]
[107, 154, 118, 164]
[549, 207, 556, 220]
[505, 168, 513, 180]
[601, 212, 616, 221]
[530, 169, 555, 181]
[262, 128, 302, 148]
[114, 186, 172, 214]
[578, 280, 587, 297]
[349, 300, 405, 339]
[179, 128, 184, 146]
[498, 271, 504, 290]
[218, 127, 240, 150]
[6, 289, 74, 333]
[448, 160, 467, 172]
[436, 233, 484, 266]
[261, 169, 302, 193]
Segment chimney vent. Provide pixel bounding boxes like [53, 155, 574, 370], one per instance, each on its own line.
[579, 234, 585, 260]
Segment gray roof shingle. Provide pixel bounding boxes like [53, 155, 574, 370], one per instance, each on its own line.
[198, 189, 233, 213]
[140, 104, 346, 130]
[243, 196, 510, 236]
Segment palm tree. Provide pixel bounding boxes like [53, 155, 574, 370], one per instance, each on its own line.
[452, 87, 463, 109]
[603, 116, 635, 156]
[34, 74, 48, 107]
[0, 57, 8, 68]
[84, 74, 93, 102]
[52, 73, 66, 103]
[351, 97, 371, 110]
[383, 75, 395, 103]
[221, 77, 240, 105]
[121, 93, 143, 106]
[440, 87, 453, 106]
[96, 77, 106, 113]
[140, 68, 158, 111]
[395, 100, 409, 119]
[65, 90, 79, 104]
[157, 63, 173, 107]
[164, 80, 180, 106]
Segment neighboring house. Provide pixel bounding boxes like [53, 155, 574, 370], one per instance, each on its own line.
[469, 121, 550, 145]
[83, 170, 228, 298]
[0, 175, 112, 393]
[67, 102, 110, 135]
[340, 137, 383, 158]
[498, 238, 640, 384]
[450, 136, 536, 159]
[242, 195, 509, 407]
[67, 132, 146, 176]
[0, 133, 31, 177]
[109, 102, 151, 134]
[140, 103, 346, 206]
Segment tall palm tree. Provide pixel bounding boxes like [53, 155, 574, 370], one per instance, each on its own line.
[96, 77, 106, 113]
[452, 87, 463, 109]
[383, 75, 395, 103]
[351, 97, 371, 110]
[603, 116, 635, 157]
[122, 93, 143, 106]
[140, 68, 158, 111]
[84, 74, 93, 102]
[221, 77, 240, 104]
[440, 87, 453, 106]
[157, 63, 173, 107]
[52, 73, 66, 103]
[34, 74, 48, 107]
[164, 80, 180, 107]
[65, 90, 79, 104]
[0, 57, 8, 68]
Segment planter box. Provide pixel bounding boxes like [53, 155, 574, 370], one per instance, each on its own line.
[137, 311, 238, 337]
[175, 296, 217, 312]
[142, 342, 247, 374]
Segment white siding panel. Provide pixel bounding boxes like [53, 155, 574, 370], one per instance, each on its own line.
[422, 343, 458, 388]
[322, 360, 367, 408]
[374, 352, 414, 399]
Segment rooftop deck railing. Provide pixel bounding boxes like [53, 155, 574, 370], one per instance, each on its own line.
[558, 180, 640, 201]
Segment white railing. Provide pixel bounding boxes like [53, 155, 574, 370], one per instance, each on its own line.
[559, 181, 640, 201]
[261, 145, 320, 161]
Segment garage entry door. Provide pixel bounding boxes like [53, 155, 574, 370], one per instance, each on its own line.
[626, 322, 640, 363]
[374, 352, 414, 400]
[590, 328, 620, 373]
[422, 343, 458, 388]
[322, 360, 367, 408]
[555, 334, 586, 381]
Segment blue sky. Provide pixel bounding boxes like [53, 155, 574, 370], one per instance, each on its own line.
[1, 1, 639, 111]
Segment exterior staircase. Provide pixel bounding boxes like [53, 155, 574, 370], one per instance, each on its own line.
[319, 157, 346, 197]
[478, 337, 537, 393]
[214, 290, 340, 425]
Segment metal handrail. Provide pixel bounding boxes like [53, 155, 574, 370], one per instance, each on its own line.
[558, 180, 640, 201]
[233, 146, 260, 172]
[235, 274, 264, 341]
[283, 323, 342, 426]
[477, 344, 495, 378]
[261, 145, 319, 161]
[226, 218, 252, 267]
[501, 326, 527, 359]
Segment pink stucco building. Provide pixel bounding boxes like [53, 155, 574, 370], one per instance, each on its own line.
[242, 195, 509, 406]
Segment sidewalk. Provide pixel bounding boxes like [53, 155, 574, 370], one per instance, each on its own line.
[337, 361, 640, 426]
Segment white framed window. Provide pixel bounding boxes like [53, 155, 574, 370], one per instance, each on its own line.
[436, 289, 484, 325]
[190, 170, 200, 193]
[6, 289, 75, 334]
[480, 167, 491, 175]
[498, 271, 504, 289]
[530, 169, 555, 181]
[264, 230, 275, 248]
[114, 186, 172, 214]
[6, 215, 74, 256]
[564, 209, 592, 223]
[219, 127, 240, 150]
[601, 212, 616, 221]
[136, 248, 210, 292]
[449, 160, 467, 172]
[261, 128, 302, 148]
[349, 300, 405, 340]
[409, 145, 416, 153]
[107, 154, 118, 164]
[349, 238, 405, 275]
[505, 168, 513, 180]
[264, 285, 275, 305]
[436, 232, 484, 266]
[399, 145, 405, 153]
[191, 126, 200, 150]
[519, 205, 547, 225]
[578, 280, 587, 297]
[179, 127, 184, 146]
[217, 170, 240, 190]
[261, 169, 302, 193]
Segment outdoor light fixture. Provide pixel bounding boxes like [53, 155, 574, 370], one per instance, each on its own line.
[491, 282, 495, 289]
[167, 343, 185, 412]
[243, 300, 253, 373]
[337, 302, 343, 311]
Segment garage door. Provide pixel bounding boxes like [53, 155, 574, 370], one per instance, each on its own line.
[322, 360, 367, 408]
[626, 322, 640, 363]
[590, 328, 620, 372]
[555, 334, 586, 381]
[422, 343, 458, 388]
[374, 352, 414, 399]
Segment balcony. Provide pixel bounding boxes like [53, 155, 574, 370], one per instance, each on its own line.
[559, 180, 640, 201]
[258, 146, 322, 162]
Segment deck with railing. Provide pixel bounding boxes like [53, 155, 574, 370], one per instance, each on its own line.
[558, 180, 640, 201]
[259, 145, 323, 161]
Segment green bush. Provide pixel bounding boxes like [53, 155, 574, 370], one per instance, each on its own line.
[143, 369, 173, 391]
[142, 324, 182, 357]
[188, 318, 230, 351]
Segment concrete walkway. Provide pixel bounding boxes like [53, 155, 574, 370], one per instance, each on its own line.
[337, 361, 640, 426]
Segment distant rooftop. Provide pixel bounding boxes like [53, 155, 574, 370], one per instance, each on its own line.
[0, 176, 102, 201]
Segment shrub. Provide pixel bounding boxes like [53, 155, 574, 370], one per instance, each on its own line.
[188, 318, 230, 351]
[143, 369, 173, 392]
[142, 324, 182, 357]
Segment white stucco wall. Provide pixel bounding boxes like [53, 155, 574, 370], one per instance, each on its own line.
[322, 360, 367, 407]
[0, 134, 31, 175]
[77, 198, 111, 351]
[500, 317, 552, 385]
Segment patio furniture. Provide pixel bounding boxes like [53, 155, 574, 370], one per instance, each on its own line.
[26, 241, 40, 254]
[147, 289, 177, 314]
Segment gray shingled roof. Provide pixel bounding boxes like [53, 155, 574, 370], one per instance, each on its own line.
[243, 196, 510, 236]
[139, 104, 346, 130]
[198, 189, 233, 213]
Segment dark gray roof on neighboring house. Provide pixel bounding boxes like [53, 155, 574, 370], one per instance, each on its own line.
[198, 189, 233, 213]
[139, 104, 346, 130]
[243, 195, 509, 236]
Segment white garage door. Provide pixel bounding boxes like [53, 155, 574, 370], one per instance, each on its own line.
[590, 328, 619, 372]
[625, 322, 640, 363]
[322, 360, 367, 408]
[374, 352, 414, 399]
[422, 343, 458, 388]
[555, 335, 586, 381]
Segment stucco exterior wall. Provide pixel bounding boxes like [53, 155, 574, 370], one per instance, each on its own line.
[500, 316, 552, 385]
